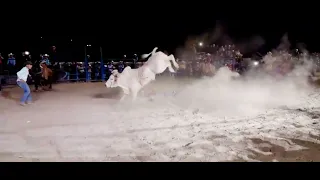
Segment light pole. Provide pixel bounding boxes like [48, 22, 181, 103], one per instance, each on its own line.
[85, 45, 91, 82]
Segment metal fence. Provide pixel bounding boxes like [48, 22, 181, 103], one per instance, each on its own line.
[0, 60, 146, 88]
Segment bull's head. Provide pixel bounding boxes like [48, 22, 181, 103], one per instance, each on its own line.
[105, 70, 119, 88]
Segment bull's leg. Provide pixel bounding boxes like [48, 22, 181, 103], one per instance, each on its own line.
[139, 68, 155, 86]
[130, 90, 138, 101]
[130, 86, 141, 101]
[167, 61, 176, 73]
[120, 94, 127, 101]
[168, 54, 179, 69]
[120, 89, 130, 101]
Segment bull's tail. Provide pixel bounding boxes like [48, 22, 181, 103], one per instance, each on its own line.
[141, 47, 158, 59]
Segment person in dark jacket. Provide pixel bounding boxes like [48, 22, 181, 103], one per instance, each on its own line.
[106, 61, 115, 78]
[7, 53, 16, 75]
[118, 61, 125, 73]
[32, 59, 43, 92]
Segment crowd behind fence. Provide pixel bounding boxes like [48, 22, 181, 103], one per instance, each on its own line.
[2, 45, 320, 89]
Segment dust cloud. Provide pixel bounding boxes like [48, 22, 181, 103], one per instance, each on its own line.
[157, 25, 316, 118]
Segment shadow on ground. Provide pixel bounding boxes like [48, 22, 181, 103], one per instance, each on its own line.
[92, 88, 121, 99]
[1, 89, 44, 102]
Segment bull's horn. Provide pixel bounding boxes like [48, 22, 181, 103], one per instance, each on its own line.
[112, 70, 119, 75]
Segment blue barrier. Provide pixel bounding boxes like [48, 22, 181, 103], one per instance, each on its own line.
[1, 75, 17, 85]
[57, 70, 107, 82]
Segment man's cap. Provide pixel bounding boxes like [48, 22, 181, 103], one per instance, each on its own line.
[25, 61, 32, 65]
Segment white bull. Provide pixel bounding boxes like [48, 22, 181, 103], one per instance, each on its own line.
[141, 47, 179, 74]
[105, 48, 179, 101]
[105, 66, 156, 101]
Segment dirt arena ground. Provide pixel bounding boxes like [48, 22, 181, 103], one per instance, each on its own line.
[1, 76, 320, 162]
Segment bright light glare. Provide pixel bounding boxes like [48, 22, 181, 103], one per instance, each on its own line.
[253, 61, 259, 66]
[199, 42, 203, 47]
[24, 51, 30, 55]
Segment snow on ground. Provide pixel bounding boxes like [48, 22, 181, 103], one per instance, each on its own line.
[1, 71, 320, 162]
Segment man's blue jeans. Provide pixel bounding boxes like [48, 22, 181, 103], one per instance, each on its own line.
[17, 81, 32, 103]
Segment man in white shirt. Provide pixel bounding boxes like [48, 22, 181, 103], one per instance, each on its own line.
[17, 61, 33, 105]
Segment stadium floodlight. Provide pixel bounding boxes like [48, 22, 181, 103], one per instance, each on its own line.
[23, 51, 30, 56]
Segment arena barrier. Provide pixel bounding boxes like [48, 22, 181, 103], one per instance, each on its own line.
[0, 75, 18, 86]
[57, 68, 107, 82]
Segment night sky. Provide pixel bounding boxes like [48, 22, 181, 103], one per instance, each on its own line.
[1, 14, 319, 62]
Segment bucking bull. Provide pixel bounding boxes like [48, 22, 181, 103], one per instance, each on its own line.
[105, 47, 179, 101]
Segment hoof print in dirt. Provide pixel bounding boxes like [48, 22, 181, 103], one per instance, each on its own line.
[193, 108, 200, 114]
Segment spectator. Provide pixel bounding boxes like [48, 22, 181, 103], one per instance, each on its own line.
[42, 54, 51, 66]
[118, 61, 125, 73]
[32, 58, 43, 92]
[7, 53, 16, 75]
[107, 61, 115, 78]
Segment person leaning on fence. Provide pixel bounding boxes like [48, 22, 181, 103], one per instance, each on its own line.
[16, 61, 33, 106]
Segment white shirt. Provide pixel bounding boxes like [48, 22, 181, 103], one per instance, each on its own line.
[17, 67, 29, 82]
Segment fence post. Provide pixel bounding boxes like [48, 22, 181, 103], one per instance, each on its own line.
[88, 68, 91, 80]
[100, 47, 105, 81]
[85, 46, 89, 82]
[85, 58, 89, 82]
[67, 72, 70, 80]
[76, 68, 79, 81]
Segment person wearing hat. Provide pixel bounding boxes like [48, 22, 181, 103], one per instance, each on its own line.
[118, 60, 125, 73]
[16, 61, 33, 105]
[32, 58, 44, 92]
[7, 53, 16, 75]
[42, 54, 51, 66]
[7, 53, 16, 66]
